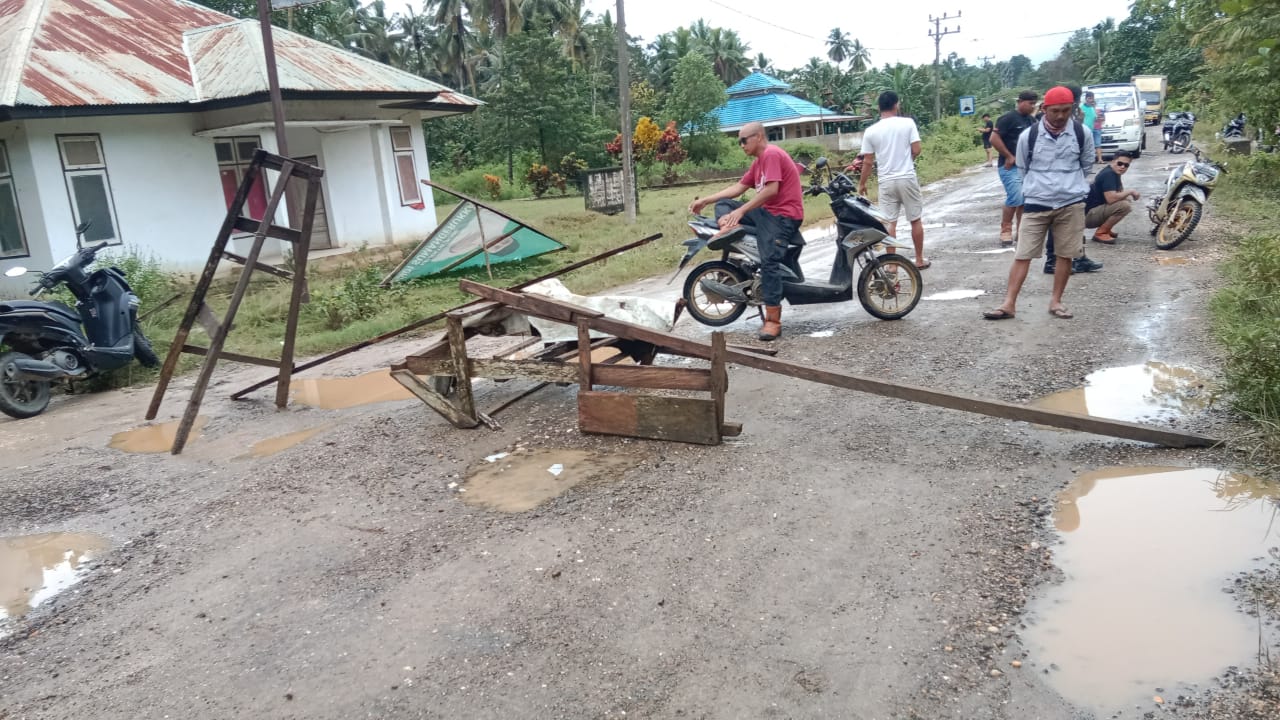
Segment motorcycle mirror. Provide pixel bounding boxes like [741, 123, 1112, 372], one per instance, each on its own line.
[815, 157, 828, 169]
[4, 266, 28, 277]
[75, 220, 92, 235]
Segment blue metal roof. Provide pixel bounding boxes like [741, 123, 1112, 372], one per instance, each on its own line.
[712, 92, 848, 128]
[726, 71, 791, 96]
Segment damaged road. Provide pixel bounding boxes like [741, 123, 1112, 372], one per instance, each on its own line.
[2, 130, 1276, 719]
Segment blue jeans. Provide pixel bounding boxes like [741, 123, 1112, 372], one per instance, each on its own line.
[715, 199, 801, 306]
[997, 165, 1024, 207]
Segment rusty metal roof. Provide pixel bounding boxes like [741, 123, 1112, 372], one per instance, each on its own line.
[0, 0, 479, 111]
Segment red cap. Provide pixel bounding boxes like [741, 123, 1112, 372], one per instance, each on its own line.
[1043, 86, 1074, 106]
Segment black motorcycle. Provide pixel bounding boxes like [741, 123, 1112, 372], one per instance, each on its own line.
[672, 157, 923, 326]
[1222, 112, 1246, 140]
[0, 224, 158, 418]
[1162, 111, 1196, 153]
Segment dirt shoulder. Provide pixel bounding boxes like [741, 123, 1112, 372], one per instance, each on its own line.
[2, 136, 1275, 719]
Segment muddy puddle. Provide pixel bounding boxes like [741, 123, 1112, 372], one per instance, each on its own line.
[1, 532, 109, 631]
[246, 425, 330, 458]
[1025, 466, 1279, 714]
[923, 289, 984, 301]
[970, 247, 1014, 254]
[1156, 256, 1191, 266]
[110, 416, 207, 453]
[1033, 361, 1212, 424]
[291, 369, 414, 409]
[461, 448, 637, 512]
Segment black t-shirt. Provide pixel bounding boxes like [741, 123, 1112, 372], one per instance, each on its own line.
[981, 119, 994, 145]
[1086, 165, 1123, 211]
[995, 111, 1034, 154]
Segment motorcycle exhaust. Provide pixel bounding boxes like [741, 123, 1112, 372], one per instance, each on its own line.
[9, 356, 86, 381]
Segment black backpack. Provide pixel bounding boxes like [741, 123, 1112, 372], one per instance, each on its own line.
[1024, 119, 1086, 167]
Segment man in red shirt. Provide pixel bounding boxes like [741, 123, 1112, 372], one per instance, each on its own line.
[690, 122, 804, 340]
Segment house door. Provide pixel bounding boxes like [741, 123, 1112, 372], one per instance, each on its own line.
[287, 156, 332, 250]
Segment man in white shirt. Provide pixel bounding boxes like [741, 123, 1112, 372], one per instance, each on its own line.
[858, 91, 929, 269]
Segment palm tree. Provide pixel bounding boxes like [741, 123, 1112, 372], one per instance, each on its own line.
[430, 0, 474, 90]
[826, 28, 852, 66]
[472, 0, 523, 41]
[752, 53, 772, 74]
[849, 39, 871, 73]
[700, 27, 750, 85]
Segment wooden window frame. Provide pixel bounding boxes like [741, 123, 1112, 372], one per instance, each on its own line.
[214, 136, 269, 222]
[56, 134, 122, 245]
[389, 125, 422, 206]
[0, 140, 29, 259]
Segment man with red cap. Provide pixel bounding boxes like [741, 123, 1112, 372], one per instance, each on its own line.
[983, 85, 1094, 321]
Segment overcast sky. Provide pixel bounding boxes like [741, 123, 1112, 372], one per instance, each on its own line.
[585, 0, 1134, 72]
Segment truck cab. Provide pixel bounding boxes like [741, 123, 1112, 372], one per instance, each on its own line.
[1084, 83, 1146, 157]
[1132, 75, 1168, 125]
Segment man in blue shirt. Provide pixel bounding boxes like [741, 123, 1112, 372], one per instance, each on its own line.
[984, 86, 1095, 321]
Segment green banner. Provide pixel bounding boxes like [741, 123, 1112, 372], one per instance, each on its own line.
[384, 202, 566, 283]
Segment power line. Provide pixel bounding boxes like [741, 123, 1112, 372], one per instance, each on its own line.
[928, 10, 961, 119]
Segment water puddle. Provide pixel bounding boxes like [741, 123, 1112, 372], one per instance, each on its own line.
[109, 416, 207, 453]
[1033, 361, 1212, 424]
[921, 222, 961, 229]
[246, 425, 330, 458]
[461, 448, 637, 512]
[1025, 466, 1280, 714]
[1156, 256, 1190, 266]
[1, 532, 109, 632]
[808, 330, 835, 338]
[291, 369, 413, 409]
[923, 289, 985, 301]
[970, 247, 1015, 254]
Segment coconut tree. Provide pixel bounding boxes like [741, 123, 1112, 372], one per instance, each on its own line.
[826, 28, 852, 66]
[848, 38, 871, 73]
[752, 52, 773, 74]
[429, 0, 474, 90]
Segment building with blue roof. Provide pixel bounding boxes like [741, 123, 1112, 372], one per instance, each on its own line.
[711, 71, 863, 148]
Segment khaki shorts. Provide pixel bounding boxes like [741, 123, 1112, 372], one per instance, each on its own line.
[1015, 202, 1085, 260]
[1085, 200, 1132, 229]
[879, 177, 924, 223]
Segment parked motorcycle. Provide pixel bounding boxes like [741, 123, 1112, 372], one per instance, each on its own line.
[1162, 111, 1196, 153]
[1147, 146, 1224, 251]
[0, 223, 159, 418]
[672, 157, 923, 326]
[1221, 112, 1246, 140]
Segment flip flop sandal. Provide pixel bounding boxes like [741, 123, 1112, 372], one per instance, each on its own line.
[916, 259, 932, 269]
[1048, 307, 1074, 319]
[983, 308, 1016, 320]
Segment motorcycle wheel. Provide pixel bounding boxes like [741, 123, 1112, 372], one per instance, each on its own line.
[682, 260, 750, 327]
[857, 253, 923, 320]
[1155, 198, 1203, 250]
[133, 327, 160, 368]
[1170, 133, 1190, 154]
[0, 351, 52, 419]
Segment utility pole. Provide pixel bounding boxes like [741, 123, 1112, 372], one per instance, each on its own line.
[927, 11, 961, 122]
[615, 0, 636, 224]
[977, 54, 995, 66]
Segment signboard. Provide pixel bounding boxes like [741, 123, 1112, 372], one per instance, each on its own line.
[583, 167, 637, 215]
[383, 198, 566, 284]
[959, 96, 977, 116]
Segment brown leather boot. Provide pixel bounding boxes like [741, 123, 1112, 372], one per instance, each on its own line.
[759, 305, 782, 341]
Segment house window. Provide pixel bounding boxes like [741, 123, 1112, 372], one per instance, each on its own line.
[390, 126, 421, 206]
[767, 127, 783, 141]
[57, 135, 121, 244]
[0, 141, 28, 258]
[214, 136, 269, 221]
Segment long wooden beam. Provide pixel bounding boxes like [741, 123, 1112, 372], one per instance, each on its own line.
[458, 279, 1219, 449]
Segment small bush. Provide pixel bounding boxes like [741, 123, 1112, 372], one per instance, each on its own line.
[482, 174, 503, 201]
[524, 163, 566, 198]
[312, 266, 403, 330]
[1212, 231, 1280, 440]
[430, 165, 527, 202]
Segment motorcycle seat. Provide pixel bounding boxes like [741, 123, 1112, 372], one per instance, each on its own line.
[0, 300, 81, 325]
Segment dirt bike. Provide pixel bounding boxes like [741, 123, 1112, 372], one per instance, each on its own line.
[1148, 146, 1223, 251]
[672, 157, 923, 326]
[0, 223, 158, 418]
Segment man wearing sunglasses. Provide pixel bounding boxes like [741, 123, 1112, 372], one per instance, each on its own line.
[1084, 150, 1139, 244]
[689, 121, 804, 341]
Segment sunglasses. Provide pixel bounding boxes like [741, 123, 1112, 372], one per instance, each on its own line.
[1116, 161, 1131, 167]
[738, 136, 751, 146]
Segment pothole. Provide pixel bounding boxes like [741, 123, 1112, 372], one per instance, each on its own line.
[246, 425, 330, 458]
[109, 416, 207, 453]
[1032, 361, 1212, 424]
[460, 447, 638, 512]
[290, 369, 415, 409]
[1, 532, 109, 636]
[1024, 466, 1280, 714]
[923, 289, 985, 301]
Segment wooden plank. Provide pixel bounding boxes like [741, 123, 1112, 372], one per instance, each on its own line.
[592, 364, 712, 391]
[446, 316, 478, 423]
[259, 152, 325, 179]
[390, 370, 480, 429]
[222, 250, 293, 279]
[403, 358, 579, 383]
[710, 331, 728, 429]
[461, 281, 1218, 449]
[231, 217, 302, 244]
[576, 318, 592, 390]
[488, 382, 550, 417]
[229, 233, 663, 400]
[578, 391, 721, 445]
[447, 301, 501, 319]
[720, 422, 743, 437]
[275, 175, 320, 409]
[181, 345, 281, 368]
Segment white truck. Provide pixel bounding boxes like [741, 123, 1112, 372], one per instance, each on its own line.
[1132, 75, 1167, 125]
[1085, 83, 1147, 157]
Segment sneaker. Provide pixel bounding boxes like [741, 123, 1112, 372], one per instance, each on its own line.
[1043, 255, 1057, 274]
[1073, 257, 1104, 273]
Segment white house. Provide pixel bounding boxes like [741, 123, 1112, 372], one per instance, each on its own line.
[0, 0, 479, 297]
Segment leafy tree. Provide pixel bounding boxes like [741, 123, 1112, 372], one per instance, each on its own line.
[665, 53, 726, 162]
[826, 28, 852, 66]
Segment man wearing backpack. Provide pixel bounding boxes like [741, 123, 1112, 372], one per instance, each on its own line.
[984, 86, 1095, 321]
[1043, 85, 1103, 275]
